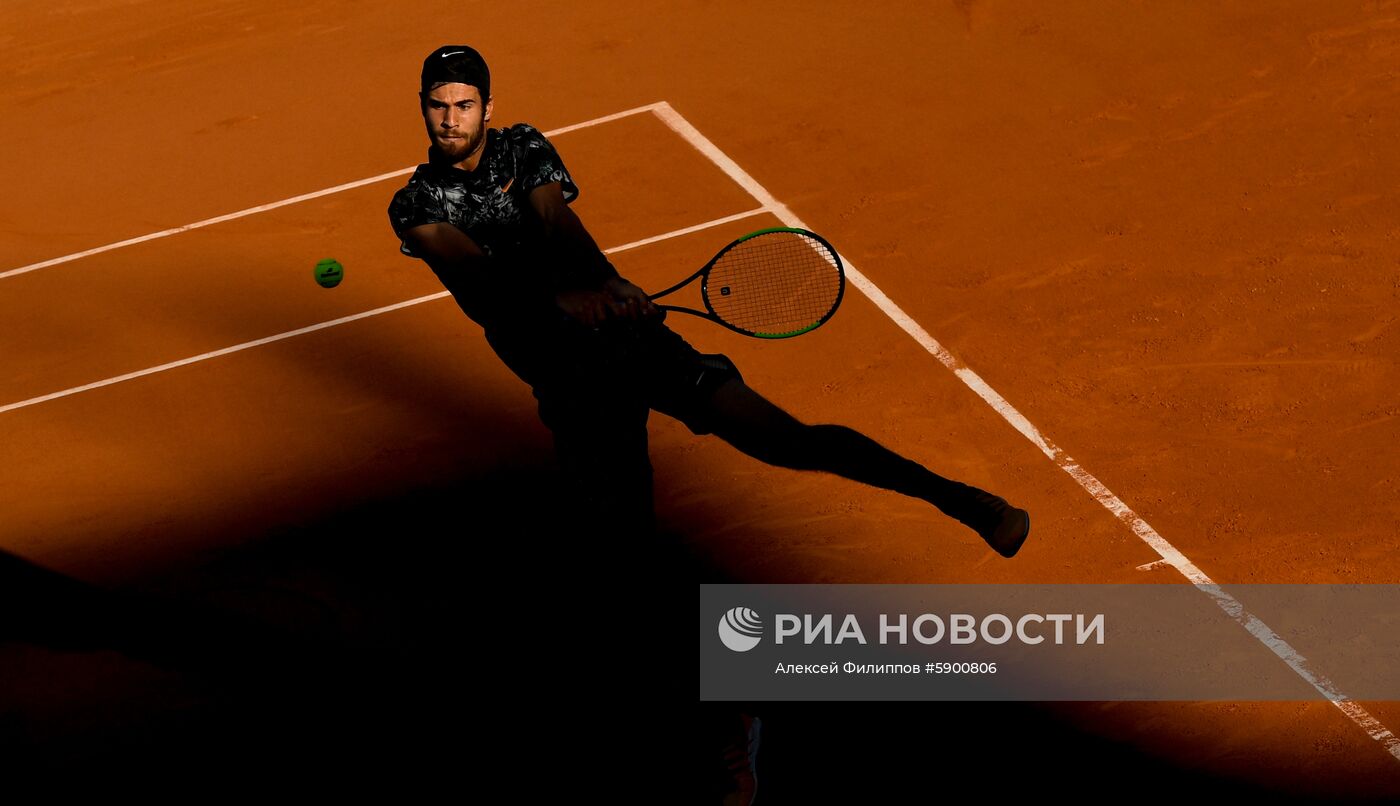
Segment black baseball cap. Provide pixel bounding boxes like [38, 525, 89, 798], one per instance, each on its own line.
[420, 45, 490, 97]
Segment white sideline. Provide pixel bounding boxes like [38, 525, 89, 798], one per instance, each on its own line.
[648, 100, 1400, 762]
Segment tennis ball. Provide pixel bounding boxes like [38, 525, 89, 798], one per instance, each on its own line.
[314, 258, 344, 288]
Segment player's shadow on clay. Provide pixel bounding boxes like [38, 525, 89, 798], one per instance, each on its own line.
[0, 465, 698, 781]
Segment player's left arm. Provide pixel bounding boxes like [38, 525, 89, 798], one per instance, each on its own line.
[528, 181, 656, 320]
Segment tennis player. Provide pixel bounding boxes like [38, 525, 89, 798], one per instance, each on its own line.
[387, 44, 1031, 558]
[388, 44, 1033, 802]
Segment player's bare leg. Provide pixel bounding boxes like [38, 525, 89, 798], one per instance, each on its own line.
[701, 379, 1030, 557]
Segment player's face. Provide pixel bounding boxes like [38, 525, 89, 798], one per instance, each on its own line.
[422, 83, 493, 168]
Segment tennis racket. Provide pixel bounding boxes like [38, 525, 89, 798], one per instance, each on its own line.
[649, 227, 845, 339]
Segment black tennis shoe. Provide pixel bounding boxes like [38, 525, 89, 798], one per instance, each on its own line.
[945, 486, 1031, 558]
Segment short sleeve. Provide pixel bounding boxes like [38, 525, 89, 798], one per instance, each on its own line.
[387, 177, 446, 258]
[513, 125, 579, 202]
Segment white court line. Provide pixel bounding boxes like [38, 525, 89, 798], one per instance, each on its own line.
[0, 102, 665, 281]
[0, 293, 448, 415]
[606, 207, 766, 254]
[0, 210, 760, 416]
[647, 101, 1400, 762]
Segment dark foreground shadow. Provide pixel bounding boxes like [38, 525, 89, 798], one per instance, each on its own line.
[0, 466, 707, 793]
[0, 471, 1351, 801]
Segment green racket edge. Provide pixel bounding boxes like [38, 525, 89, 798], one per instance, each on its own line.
[752, 320, 827, 339]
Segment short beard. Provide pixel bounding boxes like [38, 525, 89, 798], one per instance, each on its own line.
[430, 124, 486, 165]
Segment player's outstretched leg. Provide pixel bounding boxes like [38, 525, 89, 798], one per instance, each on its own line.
[702, 379, 1030, 557]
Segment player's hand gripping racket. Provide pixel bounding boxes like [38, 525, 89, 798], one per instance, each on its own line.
[649, 227, 845, 339]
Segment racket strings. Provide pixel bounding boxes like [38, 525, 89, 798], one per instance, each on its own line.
[705, 232, 842, 335]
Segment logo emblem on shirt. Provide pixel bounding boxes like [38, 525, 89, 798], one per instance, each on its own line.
[499, 176, 515, 194]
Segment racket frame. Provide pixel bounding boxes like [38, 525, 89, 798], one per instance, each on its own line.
[647, 226, 846, 339]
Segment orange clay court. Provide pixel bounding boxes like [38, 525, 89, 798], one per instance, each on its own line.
[1, 0, 1398, 798]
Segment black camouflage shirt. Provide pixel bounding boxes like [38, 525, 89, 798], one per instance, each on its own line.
[387, 124, 581, 326]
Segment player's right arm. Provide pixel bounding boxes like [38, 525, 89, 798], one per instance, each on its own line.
[402, 222, 487, 268]
[403, 221, 615, 326]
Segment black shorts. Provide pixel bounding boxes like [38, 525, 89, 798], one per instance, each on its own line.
[484, 316, 742, 436]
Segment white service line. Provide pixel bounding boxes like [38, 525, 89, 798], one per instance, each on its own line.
[0, 211, 763, 416]
[0, 103, 665, 281]
[647, 100, 1400, 762]
[606, 207, 766, 254]
[0, 293, 442, 415]
[542, 101, 665, 138]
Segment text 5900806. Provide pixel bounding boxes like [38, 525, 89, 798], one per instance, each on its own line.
[929, 662, 997, 674]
